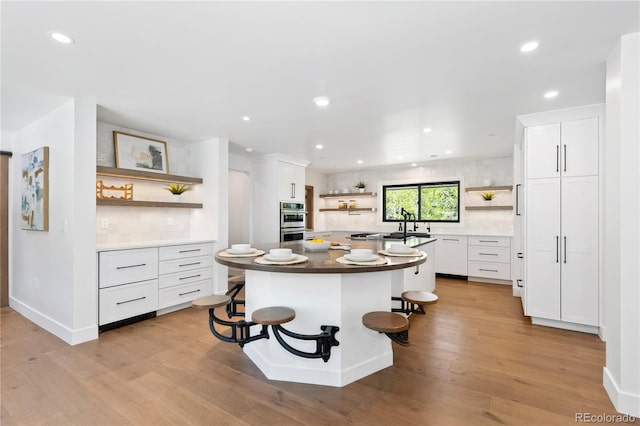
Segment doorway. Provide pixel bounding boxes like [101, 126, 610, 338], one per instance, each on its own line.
[228, 169, 251, 245]
[1, 151, 12, 307]
[305, 185, 314, 231]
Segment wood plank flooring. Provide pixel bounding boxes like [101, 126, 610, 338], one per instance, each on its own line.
[1, 278, 633, 425]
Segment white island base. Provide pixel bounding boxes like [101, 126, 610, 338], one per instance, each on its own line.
[243, 269, 401, 387]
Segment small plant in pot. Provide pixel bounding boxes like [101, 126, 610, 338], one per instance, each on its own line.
[481, 191, 495, 205]
[355, 181, 366, 193]
[164, 183, 191, 201]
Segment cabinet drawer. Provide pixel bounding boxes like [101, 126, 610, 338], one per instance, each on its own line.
[159, 267, 213, 289]
[99, 279, 158, 325]
[159, 255, 213, 275]
[158, 279, 212, 309]
[99, 248, 158, 288]
[159, 242, 213, 261]
[468, 246, 511, 263]
[468, 236, 510, 247]
[468, 261, 511, 280]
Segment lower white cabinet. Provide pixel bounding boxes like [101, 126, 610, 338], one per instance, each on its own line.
[434, 235, 468, 276]
[98, 241, 214, 328]
[99, 279, 159, 326]
[467, 236, 511, 281]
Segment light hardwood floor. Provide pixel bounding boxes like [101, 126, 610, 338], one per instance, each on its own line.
[1, 278, 633, 425]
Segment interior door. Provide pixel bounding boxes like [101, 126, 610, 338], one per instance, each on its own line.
[1, 151, 12, 307]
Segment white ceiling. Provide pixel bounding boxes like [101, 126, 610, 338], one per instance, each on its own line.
[2, 2, 638, 172]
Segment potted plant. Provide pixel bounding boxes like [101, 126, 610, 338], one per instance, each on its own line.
[481, 191, 495, 205]
[355, 181, 366, 193]
[164, 183, 191, 201]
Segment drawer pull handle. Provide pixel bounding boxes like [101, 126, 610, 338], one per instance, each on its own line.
[479, 268, 499, 272]
[478, 240, 499, 243]
[116, 263, 146, 270]
[179, 274, 201, 281]
[179, 289, 201, 296]
[479, 253, 498, 256]
[116, 296, 146, 305]
[517, 279, 523, 288]
[179, 262, 201, 267]
[179, 249, 201, 253]
[517, 252, 524, 259]
[442, 238, 459, 241]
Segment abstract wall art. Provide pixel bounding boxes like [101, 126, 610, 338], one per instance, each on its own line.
[21, 146, 49, 231]
[114, 131, 168, 174]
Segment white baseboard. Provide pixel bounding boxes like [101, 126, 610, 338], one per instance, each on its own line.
[9, 297, 98, 345]
[531, 316, 599, 334]
[603, 367, 640, 417]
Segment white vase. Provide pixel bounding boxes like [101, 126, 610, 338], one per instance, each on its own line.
[359, 188, 365, 193]
[483, 199, 492, 205]
[172, 194, 182, 202]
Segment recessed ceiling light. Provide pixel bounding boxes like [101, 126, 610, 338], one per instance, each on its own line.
[544, 90, 559, 99]
[242, 116, 251, 121]
[315, 144, 323, 149]
[411, 163, 417, 167]
[245, 147, 254, 153]
[445, 149, 452, 154]
[48, 31, 74, 44]
[313, 96, 331, 107]
[397, 155, 403, 160]
[357, 160, 363, 164]
[422, 127, 432, 133]
[520, 41, 539, 52]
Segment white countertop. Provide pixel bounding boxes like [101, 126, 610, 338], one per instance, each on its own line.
[96, 239, 215, 252]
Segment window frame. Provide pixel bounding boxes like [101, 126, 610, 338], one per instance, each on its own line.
[381, 180, 461, 223]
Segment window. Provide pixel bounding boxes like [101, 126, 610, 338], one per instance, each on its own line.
[382, 181, 460, 223]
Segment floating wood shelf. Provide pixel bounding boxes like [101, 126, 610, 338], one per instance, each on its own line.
[465, 185, 512, 192]
[96, 199, 203, 208]
[319, 192, 377, 198]
[96, 166, 203, 184]
[465, 206, 513, 211]
[319, 208, 378, 212]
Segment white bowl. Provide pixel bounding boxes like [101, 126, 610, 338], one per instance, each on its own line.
[350, 249, 373, 259]
[302, 240, 331, 251]
[231, 243, 251, 253]
[389, 244, 414, 254]
[269, 248, 293, 259]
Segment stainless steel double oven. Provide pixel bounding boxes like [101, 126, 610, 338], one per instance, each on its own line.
[280, 202, 305, 241]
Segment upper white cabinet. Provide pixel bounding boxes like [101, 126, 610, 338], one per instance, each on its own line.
[526, 118, 599, 179]
[278, 161, 306, 202]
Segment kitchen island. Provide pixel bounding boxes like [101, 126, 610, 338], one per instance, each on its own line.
[214, 237, 436, 387]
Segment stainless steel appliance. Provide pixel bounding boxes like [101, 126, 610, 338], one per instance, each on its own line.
[280, 202, 305, 241]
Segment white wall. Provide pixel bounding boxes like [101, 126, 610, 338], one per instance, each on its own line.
[9, 98, 97, 344]
[313, 157, 513, 235]
[96, 122, 195, 245]
[603, 32, 640, 417]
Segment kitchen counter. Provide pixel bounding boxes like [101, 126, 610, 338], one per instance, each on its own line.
[215, 237, 434, 273]
[213, 236, 436, 387]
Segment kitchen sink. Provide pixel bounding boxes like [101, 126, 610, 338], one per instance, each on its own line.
[383, 232, 431, 239]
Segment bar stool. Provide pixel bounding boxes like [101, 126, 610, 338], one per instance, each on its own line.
[401, 291, 438, 315]
[362, 311, 410, 346]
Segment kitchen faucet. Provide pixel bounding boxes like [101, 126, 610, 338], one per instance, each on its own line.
[400, 208, 416, 243]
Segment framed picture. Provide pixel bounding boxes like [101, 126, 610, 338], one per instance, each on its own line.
[21, 146, 49, 231]
[114, 131, 169, 174]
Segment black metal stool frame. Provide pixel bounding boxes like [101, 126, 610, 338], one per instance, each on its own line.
[391, 296, 426, 316]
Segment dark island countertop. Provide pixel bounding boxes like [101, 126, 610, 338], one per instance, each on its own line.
[215, 237, 436, 274]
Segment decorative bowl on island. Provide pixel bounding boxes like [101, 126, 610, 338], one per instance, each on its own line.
[302, 239, 331, 252]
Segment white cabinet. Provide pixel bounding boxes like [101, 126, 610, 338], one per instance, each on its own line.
[523, 112, 600, 330]
[158, 242, 214, 310]
[434, 235, 468, 276]
[278, 161, 306, 202]
[98, 247, 159, 326]
[98, 241, 214, 327]
[467, 237, 511, 281]
[526, 118, 599, 179]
